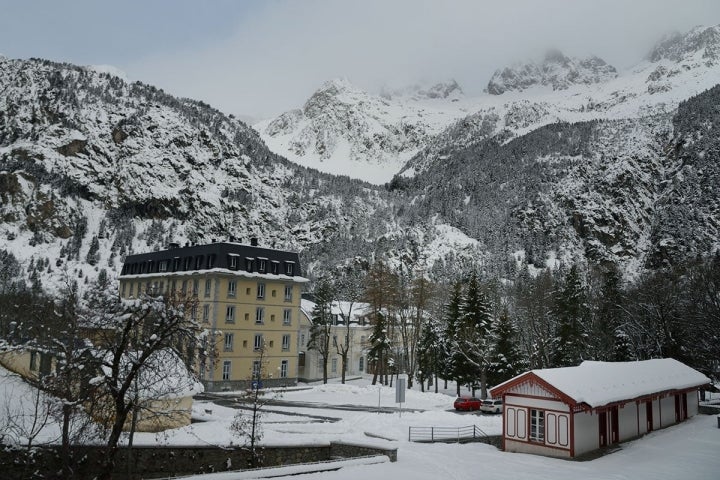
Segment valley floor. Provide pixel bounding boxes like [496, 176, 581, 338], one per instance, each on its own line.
[2, 368, 719, 479]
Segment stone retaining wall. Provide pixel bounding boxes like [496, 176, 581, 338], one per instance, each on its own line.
[0, 442, 397, 480]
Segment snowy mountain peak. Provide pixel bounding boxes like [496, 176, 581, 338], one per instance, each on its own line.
[649, 24, 720, 63]
[486, 50, 617, 95]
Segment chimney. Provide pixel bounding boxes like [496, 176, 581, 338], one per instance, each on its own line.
[229, 235, 236, 243]
[251, 237, 258, 247]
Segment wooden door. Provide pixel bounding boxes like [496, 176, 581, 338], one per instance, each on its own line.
[599, 411, 607, 447]
[646, 401, 653, 432]
[610, 406, 619, 444]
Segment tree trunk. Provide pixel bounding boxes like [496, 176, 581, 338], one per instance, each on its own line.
[480, 367, 488, 399]
[62, 403, 72, 479]
[341, 355, 347, 384]
[435, 373, 439, 393]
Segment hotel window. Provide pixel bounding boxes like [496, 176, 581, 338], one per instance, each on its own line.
[229, 255, 238, 269]
[228, 280, 237, 297]
[159, 260, 168, 272]
[192, 279, 199, 296]
[224, 333, 234, 352]
[282, 334, 291, 351]
[202, 304, 210, 323]
[191, 304, 198, 321]
[283, 309, 292, 325]
[222, 361, 231, 380]
[257, 283, 265, 299]
[359, 356, 364, 372]
[254, 334, 263, 351]
[170, 279, 177, 293]
[207, 255, 215, 269]
[195, 255, 203, 269]
[205, 279, 211, 297]
[285, 262, 294, 276]
[284, 285, 293, 302]
[30, 352, 38, 371]
[252, 360, 261, 378]
[530, 409, 545, 442]
[245, 258, 254, 272]
[258, 258, 267, 273]
[121, 282, 126, 297]
[226, 306, 235, 323]
[184, 257, 191, 270]
[181, 280, 187, 295]
[331, 357, 338, 373]
[129, 282, 134, 297]
[255, 307, 264, 324]
[280, 360, 288, 378]
[271, 261, 279, 274]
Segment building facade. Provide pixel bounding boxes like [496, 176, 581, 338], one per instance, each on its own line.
[120, 240, 308, 392]
[298, 299, 373, 382]
[489, 359, 710, 458]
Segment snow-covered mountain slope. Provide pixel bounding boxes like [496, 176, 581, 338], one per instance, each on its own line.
[400, 24, 720, 178]
[1, 23, 719, 291]
[0, 58, 404, 288]
[257, 25, 720, 186]
[254, 78, 474, 184]
[485, 50, 618, 95]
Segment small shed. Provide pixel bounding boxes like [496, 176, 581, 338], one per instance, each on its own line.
[489, 359, 710, 458]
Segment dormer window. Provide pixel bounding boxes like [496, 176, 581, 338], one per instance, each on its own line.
[184, 257, 192, 270]
[257, 258, 267, 273]
[285, 261, 295, 276]
[207, 255, 215, 269]
[173, 257, 180, 271]
[228, 254, 239, 269]
[271, 261, 279, 275]
[245, 258, 254, 272]
[195, 255, 203, 270]
[159, 260, 168, 272]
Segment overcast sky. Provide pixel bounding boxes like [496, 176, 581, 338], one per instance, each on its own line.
[1, 0, 719, 119]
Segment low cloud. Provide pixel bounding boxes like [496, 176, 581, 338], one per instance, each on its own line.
[124, 0, 720, 118]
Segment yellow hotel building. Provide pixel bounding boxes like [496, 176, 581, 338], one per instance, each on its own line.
[119, 239, 308, 391]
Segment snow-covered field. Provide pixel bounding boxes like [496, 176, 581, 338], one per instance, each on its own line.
[2, 367, 719, 479]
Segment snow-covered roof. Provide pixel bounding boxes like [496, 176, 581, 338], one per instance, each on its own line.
[492, 359, 710, 408]
[97, 348, 204, 401]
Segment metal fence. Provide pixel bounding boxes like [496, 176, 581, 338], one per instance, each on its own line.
[408, 425, 489, 443]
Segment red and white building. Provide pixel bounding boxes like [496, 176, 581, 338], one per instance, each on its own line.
[489, 359, 710, 458]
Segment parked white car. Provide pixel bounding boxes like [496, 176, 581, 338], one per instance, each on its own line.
[480, 398, 503, 413]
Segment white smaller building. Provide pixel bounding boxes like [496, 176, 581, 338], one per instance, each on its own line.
[490, 359, 710, 458]
[298, 299, 373, 382]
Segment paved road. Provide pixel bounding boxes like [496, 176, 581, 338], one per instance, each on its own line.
[196, 392, 425, 417]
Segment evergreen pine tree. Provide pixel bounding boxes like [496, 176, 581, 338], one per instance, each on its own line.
[86, 235, 100, 266]
[551, 265, 589, 367]
[488, 308, 526, 386]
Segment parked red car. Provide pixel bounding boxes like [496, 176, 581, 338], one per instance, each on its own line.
[453, 396, 481, 411]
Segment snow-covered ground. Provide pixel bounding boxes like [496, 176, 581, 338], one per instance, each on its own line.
[2, 367, 719, 479]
